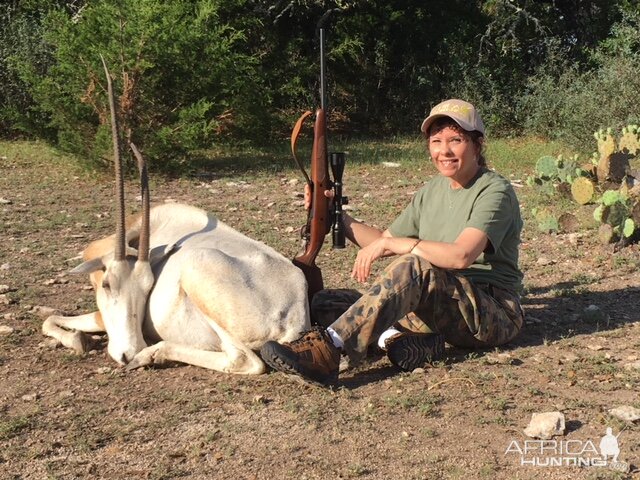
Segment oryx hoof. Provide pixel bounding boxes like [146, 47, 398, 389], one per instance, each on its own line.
[126, 342, 166, 371]
[68, 331, 90, 355]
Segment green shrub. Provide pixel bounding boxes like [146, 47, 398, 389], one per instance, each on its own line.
[520, 10, 640, 150]
[15, 0, 269, 170]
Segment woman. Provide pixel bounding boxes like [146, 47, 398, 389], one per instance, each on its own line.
[261, 99, 524, 386]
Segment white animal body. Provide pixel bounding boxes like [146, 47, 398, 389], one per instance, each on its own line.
[43, 203, 311, 374]
[42, 57, 310, 375]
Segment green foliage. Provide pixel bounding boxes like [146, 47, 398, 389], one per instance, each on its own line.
[1, 0, 638, 165]
[520, 9, 640, 150]
[15, 0, 268, 168]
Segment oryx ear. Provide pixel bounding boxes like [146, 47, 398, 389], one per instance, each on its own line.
[70, 257, 104, 274]
[148, 243, 177, 267]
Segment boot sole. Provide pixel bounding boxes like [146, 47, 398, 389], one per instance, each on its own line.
[260, 341, 338, 387]
[386, 333, 446, 371]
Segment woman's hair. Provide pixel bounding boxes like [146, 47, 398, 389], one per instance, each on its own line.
[427, 117, 487, 167]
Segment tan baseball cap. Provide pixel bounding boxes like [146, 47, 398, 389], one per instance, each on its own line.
[420, 99, 485, 136]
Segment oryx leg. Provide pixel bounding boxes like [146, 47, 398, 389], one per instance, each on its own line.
[125, 333, 266, 375]
[42, 312, 105, 354]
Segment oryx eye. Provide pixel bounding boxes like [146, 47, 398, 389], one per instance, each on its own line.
[102, 279, 110, 290]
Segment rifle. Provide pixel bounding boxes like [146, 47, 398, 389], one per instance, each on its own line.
[290, 27, 347, 300]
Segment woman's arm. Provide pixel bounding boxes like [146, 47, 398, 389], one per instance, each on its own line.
[351, 227, 488, 283]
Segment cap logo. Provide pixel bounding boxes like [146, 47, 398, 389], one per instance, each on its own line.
[431, 102, 472, 122]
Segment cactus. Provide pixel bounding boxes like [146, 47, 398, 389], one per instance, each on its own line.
[556, 154, 581, 184]
[534, 208, 559, 233]
[598, 223, 617, 244]
[601, 189, 626, 206]
[595, 128, 617, 159]
[618, 125, 640, 155]
[535, 155, 558, 180]
[571, 177, 595, 205]
[623, 218, 636, 238]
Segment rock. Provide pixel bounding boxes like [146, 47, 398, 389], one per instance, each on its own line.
[382, 162, 400, 168]
[96, 367, 112, 374]
[0, 198, 12, 204]
[21, 393, 38, 402]
[411, 367, 425, 374]
[561, 353, 579, 363]
[582, 305, 609, 324]
[536, 257, 554, 266]
[284, 226, 295, 233]
[523, 412, 566, 439]
[30, 306, 59, 318]
[0, 325, 14, 336]
[485, 352, 514, 365]
[587, 344, 605, 351]
[0, 295, 11, 305]
[0, 285, 10, 294]
[609, 406, 640, 422]
[624, 360, 640, 371]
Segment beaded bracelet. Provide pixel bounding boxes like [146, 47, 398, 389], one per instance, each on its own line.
[409, 238, 421, 254]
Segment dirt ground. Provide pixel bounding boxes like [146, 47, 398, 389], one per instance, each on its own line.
[1, 141, 639, 480]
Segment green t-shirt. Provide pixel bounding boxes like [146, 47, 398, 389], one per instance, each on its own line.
[388, 168, 523, 292]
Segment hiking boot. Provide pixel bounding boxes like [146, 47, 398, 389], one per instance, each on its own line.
[260, 327, 340, 386]
[385, 332, 446, 371]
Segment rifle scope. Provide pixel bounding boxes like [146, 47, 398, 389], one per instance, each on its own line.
[330, 152, 347, 249]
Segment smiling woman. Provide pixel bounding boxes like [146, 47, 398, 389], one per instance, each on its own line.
[261, 99, 526, 386]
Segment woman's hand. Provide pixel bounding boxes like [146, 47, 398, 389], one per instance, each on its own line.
[351, 236, 389, 283]
[304, 182, 334, 210]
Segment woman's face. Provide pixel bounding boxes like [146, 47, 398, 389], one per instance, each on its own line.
[428, 125, 482, 188]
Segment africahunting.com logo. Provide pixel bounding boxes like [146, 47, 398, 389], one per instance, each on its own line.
[505, 428, 630, 472]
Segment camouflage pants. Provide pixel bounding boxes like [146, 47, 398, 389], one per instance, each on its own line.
[311, 254, 524, 364]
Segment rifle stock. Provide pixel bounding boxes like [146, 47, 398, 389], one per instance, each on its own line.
[292, 108, 331, 298]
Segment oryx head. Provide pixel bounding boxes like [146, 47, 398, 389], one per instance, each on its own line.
[73, 57, 154, 365]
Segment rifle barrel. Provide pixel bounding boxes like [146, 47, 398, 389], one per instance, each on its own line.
[319, 28, 326, 111]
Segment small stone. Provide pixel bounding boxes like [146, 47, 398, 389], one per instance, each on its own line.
[536, 257, 554, 266]
[266, 202, 275, 208]
[587, 344, 605, 351]
[608, 406, 640, 422]
[0, 263, 10, 270]
[96, 367, 112, 374]
[285, 226, 295, 233]
[252, 395, 267, 404]
[582, 304, 608, 324]
[485, 352, 514, 365]
[0, 285, 10, 294]
[59, 390, 74, 399]
[624, 360, 640, 371]
[401, 431, 410, 438]
[523, 412, 565, 439]
[0, 198, 12, 204]
[0, 295, 11, 305]
[411, 367, 425, 374]
[21, 393, 38, 402]
[0, 325, 15, 336]
[288, 178, 299, 185]
[561, 353, 579, 362]
[382, 162, 400, 168]
[30, 306, 59, 318]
